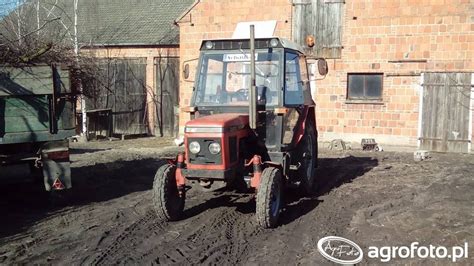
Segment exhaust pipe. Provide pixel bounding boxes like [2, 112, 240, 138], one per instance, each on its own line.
[249, 25, 257, 130]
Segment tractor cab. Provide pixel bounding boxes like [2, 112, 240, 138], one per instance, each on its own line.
[187, 37, 315, 153]
[152, 32, 326, 228]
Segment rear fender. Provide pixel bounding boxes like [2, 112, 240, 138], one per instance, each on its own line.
[293, 106, 317, 147]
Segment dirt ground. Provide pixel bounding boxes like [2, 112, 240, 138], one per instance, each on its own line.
[0, 137, 472, 265]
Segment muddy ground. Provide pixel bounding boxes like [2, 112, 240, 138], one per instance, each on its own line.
[0, 137, 472, 265]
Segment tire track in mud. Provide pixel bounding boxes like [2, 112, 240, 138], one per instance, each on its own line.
[86, 192, 262, 265]
[87, 209, 167, 265]
[152, 211, 240, 264]
[85, 185, 349, 265]
[148, 193, 263, 265]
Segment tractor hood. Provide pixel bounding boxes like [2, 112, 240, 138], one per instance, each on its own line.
[185, 113, 249, 133]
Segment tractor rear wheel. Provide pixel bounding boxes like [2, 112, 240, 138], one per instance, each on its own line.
[152, 163, 185, 221]
[299, 122, 317, 195]
[256, 167, 283, 228]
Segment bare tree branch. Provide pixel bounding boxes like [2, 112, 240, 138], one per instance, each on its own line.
[0, 17, 60, 47]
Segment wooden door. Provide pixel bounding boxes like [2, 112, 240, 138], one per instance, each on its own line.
[85, 58, 147, 136]
[155, 57, 179, 137]
[420, 73, 472, 153]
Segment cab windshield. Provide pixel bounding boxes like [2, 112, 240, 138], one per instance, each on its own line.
[193, 50, 282, 106]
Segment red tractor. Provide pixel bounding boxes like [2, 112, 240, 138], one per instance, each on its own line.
[152, 28, 327, 228]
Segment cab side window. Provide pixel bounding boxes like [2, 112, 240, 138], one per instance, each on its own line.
[284, 52, 304, 106]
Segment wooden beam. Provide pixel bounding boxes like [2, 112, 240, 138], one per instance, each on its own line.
[388, 59, 428, 63]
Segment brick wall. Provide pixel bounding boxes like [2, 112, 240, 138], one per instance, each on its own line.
[178, 0, 474, 148]
[82, 46, 179, 135]
[319, 0, 474, 146]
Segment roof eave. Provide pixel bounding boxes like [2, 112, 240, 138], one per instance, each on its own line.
[175, 0, 200, 24]
[81, 43, 180, 49]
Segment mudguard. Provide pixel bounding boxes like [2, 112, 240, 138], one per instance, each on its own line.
[40, 140, 72, 191]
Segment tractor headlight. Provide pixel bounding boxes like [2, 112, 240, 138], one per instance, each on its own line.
[208, 142, 221, 155]
[189, 141, 201, 154]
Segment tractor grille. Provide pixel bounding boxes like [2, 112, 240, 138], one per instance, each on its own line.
[187, 138, 222, 165]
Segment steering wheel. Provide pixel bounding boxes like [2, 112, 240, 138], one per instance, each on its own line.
[234, 89, 249, 101]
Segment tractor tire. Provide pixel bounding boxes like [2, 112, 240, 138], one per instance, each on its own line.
[152, 163, 185, 221]
[299, 122, 317, 195]
[256, 167, 283, 228]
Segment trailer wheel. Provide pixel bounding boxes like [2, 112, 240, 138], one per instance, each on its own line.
[299, 122, 317, 195]
[152, 164, 184, 221]
[256, 167, 283, 228]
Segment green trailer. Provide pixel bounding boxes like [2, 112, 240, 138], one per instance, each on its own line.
[0, 65, 76, 192]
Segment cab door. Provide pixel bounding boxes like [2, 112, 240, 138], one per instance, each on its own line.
[282, 52, 311, 146]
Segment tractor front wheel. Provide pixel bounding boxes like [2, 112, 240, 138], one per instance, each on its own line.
[152, 163, 185, 221]
[256, 167, 283, 228]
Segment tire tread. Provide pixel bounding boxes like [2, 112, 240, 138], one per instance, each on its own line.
[256, 167, 282, 228]
[152, 164, 183, 221]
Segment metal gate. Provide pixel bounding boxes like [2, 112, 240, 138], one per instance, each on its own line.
[155, 57, 179, 137]
[85, 58, 147, 136]
[420, 72, 472, 153]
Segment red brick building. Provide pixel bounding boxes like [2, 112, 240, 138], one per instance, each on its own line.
[176, 0, 474, 152]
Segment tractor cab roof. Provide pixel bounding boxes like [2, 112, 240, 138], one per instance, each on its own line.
[199, 37, 305, 54]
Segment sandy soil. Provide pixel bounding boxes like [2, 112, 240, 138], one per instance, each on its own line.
[0, 137, 472, 265]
